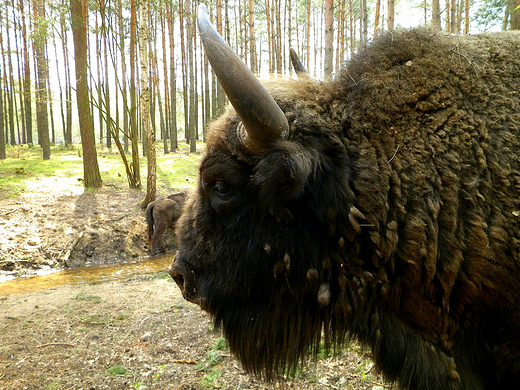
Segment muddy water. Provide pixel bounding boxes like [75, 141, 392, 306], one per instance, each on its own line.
[0, 255, 174, 296]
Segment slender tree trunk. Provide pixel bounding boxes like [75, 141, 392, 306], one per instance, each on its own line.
[13, 5, 26, 144]
[160, 9, 169, 154]
[374, 0, 381, 36]
[61, 6, 73, 145]
[101, 0, 111, 148]
[432, 0, 441, 30]
[33, 0, 50, 159]
[20, 0, 32, 145]
[180, 0, 188, 142]
[248, 0, 257, 74]
[0, 59, 5, 159]
[117, 0, 129, 152]
[216, 0, 225, 114]
[324, 0, 334, 80]
[129, 0, 141, 188]
[140, 0, 155, 207]
[306, 0, 311, 71]
[166, 4, 177, 152]
[187, 0, 196, 153]
[3, 6, 16, 146]
[464, 0, 470, 33]
[71, 0, 102, 188]
[387, 0, 394, 31]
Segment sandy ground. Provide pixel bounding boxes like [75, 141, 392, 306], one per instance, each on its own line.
[0, 179, 390, 390]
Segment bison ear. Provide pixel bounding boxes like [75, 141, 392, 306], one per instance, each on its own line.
[253, 141, 315, 206]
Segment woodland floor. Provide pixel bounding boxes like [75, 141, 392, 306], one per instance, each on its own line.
[0, 173, 391, 390]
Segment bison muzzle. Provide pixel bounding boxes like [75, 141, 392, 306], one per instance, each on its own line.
[170, 4, 520, 390]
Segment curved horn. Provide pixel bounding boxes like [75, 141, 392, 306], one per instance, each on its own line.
[289, 48, 309, 77]
[197, 4, 289, 153]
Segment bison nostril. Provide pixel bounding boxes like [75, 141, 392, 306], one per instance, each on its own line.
[172, 274, 185, 290]
[168, 264, 185, 289]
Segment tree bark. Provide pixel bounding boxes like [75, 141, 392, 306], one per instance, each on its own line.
[166, 4, 178, 152]
[71, 0, 102, 188]
[432, 0, 441, 30]
[324, 0, 334, 80]
[129, 0, 141, 188]
[33, 0, 50, 159]
[140, 0, 155, 207]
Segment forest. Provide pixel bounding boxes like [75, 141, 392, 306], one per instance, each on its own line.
[0, 0, 519, 192]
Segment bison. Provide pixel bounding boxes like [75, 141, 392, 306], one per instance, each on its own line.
[169, 5, 520, 390]
[145, 191, 188, 255]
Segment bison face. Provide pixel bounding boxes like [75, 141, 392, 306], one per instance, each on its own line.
[170, 110, 354, 376]
[169, 4, 355, 378]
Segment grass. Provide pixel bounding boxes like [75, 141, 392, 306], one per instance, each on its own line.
[197, 338, 228, 388]
[106, 364, 134, 377]
[0, 141, 201, 199]
[73, 292, 103, 303]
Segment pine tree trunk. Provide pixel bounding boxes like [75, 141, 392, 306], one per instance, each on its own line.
[129, 0, 141, 188]
[432, 0, 441, 30]
[324, 0, 334, 80]
[167, 5, 178, 152]
[71, 0, 102, 188]
[140, 0, 156, 207]
[33, 0, 50, 159]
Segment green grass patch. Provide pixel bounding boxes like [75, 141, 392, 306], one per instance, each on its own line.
[0, 142, 200, 199]
[200, 366, 222, 388]
[106, 364, 134, 377]
[73, 292, 103, 303]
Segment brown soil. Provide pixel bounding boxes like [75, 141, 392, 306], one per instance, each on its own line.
[0, 180, 390, 390]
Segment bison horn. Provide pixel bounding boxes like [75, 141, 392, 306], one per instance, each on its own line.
[289, 48, 310, 78]
[197, 4, 289, 153]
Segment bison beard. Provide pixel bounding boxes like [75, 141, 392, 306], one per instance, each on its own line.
[170, 16, 520, 390]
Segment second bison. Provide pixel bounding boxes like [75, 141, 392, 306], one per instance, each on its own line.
[146, 191, 188, 255]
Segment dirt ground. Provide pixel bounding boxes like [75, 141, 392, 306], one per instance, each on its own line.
[0, 179, 391, 390]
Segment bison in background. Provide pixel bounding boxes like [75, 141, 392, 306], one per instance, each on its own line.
[170, 5, 520, 390]
[145, 191, 189, 255]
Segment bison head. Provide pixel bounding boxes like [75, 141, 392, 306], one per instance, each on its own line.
[170, 4, 357, 378]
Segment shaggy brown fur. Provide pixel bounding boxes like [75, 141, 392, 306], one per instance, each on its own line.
[170, 29, 520, 390]
[145, 191, 188, 254]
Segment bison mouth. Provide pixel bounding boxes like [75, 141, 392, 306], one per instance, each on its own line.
[168, 257, 210, 312]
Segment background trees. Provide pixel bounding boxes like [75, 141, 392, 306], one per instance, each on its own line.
[0, 0, 517, 188]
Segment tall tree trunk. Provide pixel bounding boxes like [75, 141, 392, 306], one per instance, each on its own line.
[463, 0, 470, 33]
[0, 57, 5, 159]
[101, 0, 111, 148]
[71, 0, 102, 188]
[61, 3, 73, 145]
[324, 0, 334, 80]
[140, 0, 155, 207]
[117, 0, 129, 152]
[374, 0, 381, 36]
[216, 0, 225, 114]
[509, 0, 520, 29]
[129, 0, 141, 188]
[306, 0, 311, 71]
[3, 5, 16, 146]
[13, 4, 26, 144]
[33, 0, 50, 159]
[432, 0, 441, 30]
[187, 0, 196, 153]
[166, 4, 177, 152]
[180, 0, 189, 142]
[248, 0, 257, 74]
[387, 0, 394, 31]
[20, 0, 33, 145]
[160, 8, 169, 154]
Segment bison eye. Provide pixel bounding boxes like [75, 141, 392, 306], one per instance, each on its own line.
[214, 181, 231, 196]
